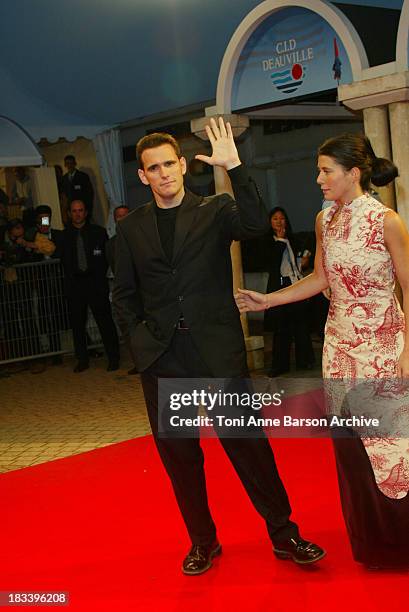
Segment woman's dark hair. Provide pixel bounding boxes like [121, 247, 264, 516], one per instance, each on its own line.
[269, 206, 294, 240]
[318, 133, 398, 191]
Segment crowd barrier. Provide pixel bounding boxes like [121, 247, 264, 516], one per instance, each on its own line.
[0, 259, 103, 364]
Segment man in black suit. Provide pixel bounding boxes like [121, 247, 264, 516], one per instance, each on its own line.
[105, 204, 137, 375]
[57, 199, 119, 372]
[61, 155, 94, 219]
[105, 205, 130, 275]
[113, 118, 324, 574]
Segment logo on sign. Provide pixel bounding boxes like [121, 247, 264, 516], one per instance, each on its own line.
[262, 37, 314, 96]
[271, 63, 306, 94]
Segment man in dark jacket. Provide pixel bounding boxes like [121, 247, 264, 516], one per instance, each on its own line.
[105, 205, 130, 275]
[57, 199, 119, 372]
[113, 118, 324, 575]
[61, 155, 94, 219]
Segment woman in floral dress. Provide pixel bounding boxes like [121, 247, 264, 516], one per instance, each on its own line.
[235, 133, 409, 567]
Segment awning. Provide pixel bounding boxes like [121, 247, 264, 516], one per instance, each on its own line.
[0, 116, 43, 167]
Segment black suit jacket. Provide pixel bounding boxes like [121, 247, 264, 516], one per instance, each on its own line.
[105, 235, 116, 275]
[55, 223, 109, 297]
[113, 165, 269, 376]
[61, 170, 94, 214]
[266, 238, 287, 294]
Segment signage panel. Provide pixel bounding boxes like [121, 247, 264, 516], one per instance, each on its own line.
[232, 6, 353, 110]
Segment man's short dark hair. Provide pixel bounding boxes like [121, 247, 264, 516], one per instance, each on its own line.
[137, 133, 181, 169]
[64, 154, 76, 163]
[35, 205, 52, 218]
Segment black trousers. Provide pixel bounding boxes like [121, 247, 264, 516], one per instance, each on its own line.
[67, 277, 119, 364]
[269, 278, 314, 372]
[140, 329, 299, 546]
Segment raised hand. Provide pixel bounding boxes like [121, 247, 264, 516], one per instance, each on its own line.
[234, 288, 270, 313]
[195, 117, 241, 171]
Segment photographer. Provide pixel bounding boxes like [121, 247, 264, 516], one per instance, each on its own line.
[0, 219, 41, 361]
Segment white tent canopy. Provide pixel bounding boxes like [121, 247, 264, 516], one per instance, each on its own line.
[0, 116, 43, 167]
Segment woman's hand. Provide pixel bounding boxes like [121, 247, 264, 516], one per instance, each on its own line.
[234, 288, 272, 313]
[275, 226, 286, 239]
[397, 349, 409, 379]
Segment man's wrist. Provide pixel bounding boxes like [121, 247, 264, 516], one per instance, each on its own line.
[225, 159, 241, 171]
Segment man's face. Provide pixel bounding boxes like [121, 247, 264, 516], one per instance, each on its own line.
[114, 207, 129, 223]
[64, 158, 76, 173]
[70, 201, 87, 227]
[36, 214, 51, 234]
[138, 144, 186, 205]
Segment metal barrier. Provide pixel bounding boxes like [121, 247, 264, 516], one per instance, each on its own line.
[0, 259, 103, 364]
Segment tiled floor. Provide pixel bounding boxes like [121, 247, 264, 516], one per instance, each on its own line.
[0, 337, 323, 473]
[0, 355, 151, 473]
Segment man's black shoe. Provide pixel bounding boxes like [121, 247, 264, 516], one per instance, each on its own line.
[128, 366, 138, 375]
[182, 541, 222, 575]
[107, 360, 119, 372]
[73, 361, 89, 373]
[273, 537, 326, 565]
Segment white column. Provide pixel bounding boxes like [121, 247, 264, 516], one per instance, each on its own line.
[389, 101, 409, 228]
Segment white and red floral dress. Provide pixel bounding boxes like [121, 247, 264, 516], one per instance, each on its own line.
[322, 194, 409, 500]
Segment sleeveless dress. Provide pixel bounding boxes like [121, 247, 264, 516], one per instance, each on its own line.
[322, 194, 409, 567]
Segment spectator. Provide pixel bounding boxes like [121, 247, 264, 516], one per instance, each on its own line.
[105, 205, 137, 375]
[0, 219, 42, 364]
[264, 207, 314, 376]
[27, 205, 66, 365]
[105, 205, 130, 275]
[61, 155, 94, 220]
[57, 199, 119, 372]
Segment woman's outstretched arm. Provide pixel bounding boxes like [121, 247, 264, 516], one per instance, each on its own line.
[235, 211, 329, 313]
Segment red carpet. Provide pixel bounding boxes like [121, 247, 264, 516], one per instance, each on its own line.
[0, 434, 407, 611]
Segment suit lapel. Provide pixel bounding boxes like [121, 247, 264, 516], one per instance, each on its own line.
[172, 190, 201, 263]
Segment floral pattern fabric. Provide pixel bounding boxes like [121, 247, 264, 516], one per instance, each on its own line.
[322, 194, 409, 499]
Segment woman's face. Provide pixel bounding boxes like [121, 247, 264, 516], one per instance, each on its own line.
[317, 155, 360, 203]
[270, 211, 287, 235]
